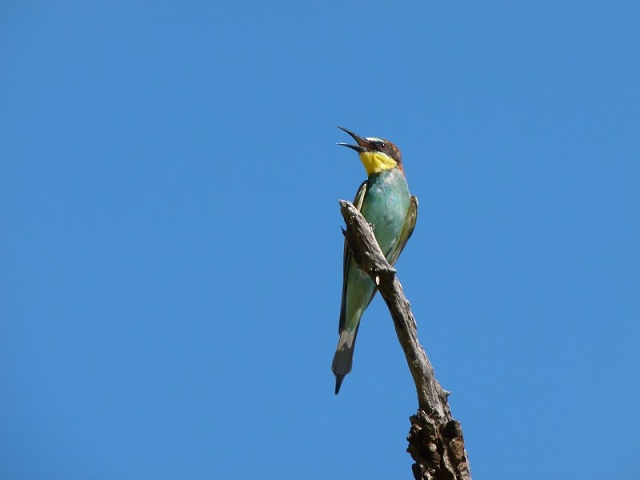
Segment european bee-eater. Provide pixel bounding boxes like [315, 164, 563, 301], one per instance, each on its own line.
[332, 127, 418, 394]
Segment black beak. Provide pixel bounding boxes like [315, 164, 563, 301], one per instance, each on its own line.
[337, 126, 372, 153]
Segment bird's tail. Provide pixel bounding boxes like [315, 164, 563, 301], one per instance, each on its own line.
[332, 329, 358, 394]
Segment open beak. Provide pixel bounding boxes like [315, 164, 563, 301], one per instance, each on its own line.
[337, 126, 373, 153]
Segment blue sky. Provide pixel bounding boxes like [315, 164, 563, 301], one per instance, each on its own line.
[1, 2, 639, 479]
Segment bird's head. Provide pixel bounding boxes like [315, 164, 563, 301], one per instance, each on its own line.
[337, 126, 403, 176]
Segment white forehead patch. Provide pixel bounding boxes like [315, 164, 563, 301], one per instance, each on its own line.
[365, 137, 384, 143]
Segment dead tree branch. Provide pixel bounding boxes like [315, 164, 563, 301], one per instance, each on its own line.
[339, 199, 472, 480]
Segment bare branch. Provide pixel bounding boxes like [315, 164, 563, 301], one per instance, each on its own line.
[339, 199, 472, 480]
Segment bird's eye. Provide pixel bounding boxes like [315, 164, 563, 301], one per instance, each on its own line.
[379, 143, 386, 149]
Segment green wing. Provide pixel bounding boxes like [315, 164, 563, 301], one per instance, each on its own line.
[388, 195, 418, 266]
[338, 180, 368, 333]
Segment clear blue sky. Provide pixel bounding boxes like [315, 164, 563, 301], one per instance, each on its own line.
[2, 2, 639, 479]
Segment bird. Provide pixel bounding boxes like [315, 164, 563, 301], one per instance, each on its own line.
[332, 126, 418, 394]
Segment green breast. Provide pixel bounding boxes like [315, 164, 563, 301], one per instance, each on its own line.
[359, 168, 411, 259]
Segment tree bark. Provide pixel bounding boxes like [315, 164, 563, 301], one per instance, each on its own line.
[339, 200, 472, 480]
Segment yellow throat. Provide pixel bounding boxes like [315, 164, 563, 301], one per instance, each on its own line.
[359, 150, 398, 176]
